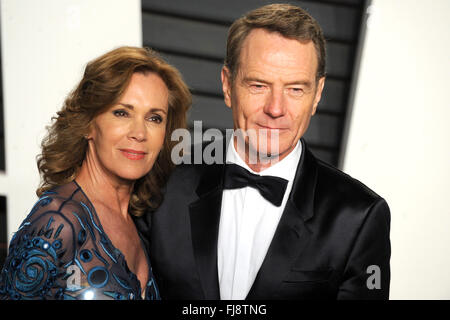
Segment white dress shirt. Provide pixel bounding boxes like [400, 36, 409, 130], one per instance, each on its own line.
[217, 138, 302, 300]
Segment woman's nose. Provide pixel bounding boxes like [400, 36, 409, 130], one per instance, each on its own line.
[128, 119, 147, 142]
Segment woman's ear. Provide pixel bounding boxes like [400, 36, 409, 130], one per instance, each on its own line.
[84, 120, 96, 140]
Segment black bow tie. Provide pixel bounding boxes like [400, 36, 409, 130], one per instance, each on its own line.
[222, 163, 288, 207]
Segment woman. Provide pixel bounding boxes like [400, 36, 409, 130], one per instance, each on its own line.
[0, 46, 191, 300]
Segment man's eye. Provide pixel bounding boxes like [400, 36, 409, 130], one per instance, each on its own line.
[249, 84, 266, 92]
[113, 110, 128, 117]
[289, 87, 304, 96]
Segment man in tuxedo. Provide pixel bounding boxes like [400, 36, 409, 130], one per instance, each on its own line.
[142, 3, 391, 299]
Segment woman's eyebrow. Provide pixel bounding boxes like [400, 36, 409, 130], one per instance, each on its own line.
[118, 103, 134, 110]
[150, 108, 167, 115]
[118, 103, 167, 115]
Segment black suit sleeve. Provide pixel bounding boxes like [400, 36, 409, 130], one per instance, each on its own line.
[337, 199, 391, 300]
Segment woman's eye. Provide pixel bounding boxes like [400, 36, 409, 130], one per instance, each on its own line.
[148, 115, 163, 123]
[113, 109, 128, 117]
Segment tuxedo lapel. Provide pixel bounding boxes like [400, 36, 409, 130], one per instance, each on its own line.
[246, 139, 318, 299]
[189, 163, 225, 299]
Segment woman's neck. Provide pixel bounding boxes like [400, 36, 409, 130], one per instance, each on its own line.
[75, 150, 134, 220]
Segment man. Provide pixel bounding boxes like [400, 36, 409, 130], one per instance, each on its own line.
[142, 4, 391, 299]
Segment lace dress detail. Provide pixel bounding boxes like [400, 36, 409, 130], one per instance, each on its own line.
[0, 181, 160, 300]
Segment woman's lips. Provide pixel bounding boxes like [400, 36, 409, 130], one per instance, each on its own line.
[120, 149, 147, 160]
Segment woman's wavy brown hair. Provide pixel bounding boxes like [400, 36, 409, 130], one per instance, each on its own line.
[37, 46, 191, 216]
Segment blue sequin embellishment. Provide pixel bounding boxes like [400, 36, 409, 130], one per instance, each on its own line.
[80, 249, 92, 262]
[0, 182, 160, 300]
[87, 267, 109, 288]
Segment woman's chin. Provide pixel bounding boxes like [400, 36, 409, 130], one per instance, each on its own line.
[115, 170, 150, 183]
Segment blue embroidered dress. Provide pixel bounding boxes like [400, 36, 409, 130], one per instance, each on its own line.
[0, 181, 160, 300]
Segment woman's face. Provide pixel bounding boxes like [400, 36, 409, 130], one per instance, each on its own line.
[87, 72, 169, 183]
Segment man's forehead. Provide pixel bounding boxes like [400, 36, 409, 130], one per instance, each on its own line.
[237, 29, 318, 79]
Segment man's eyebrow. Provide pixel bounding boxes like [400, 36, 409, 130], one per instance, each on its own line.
[286, 80, 312, 86]
[243, 77, 270, 84]
[243, 77, 312, 88]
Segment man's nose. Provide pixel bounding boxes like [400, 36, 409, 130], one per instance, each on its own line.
[263, 89, 286, 118]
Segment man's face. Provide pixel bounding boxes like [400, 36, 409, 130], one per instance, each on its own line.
[222, 28, 325, 164]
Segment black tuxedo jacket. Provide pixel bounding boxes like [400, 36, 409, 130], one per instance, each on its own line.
[139, 139, 391, 299]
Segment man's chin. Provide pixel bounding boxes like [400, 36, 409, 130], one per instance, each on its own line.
[245, 143, 291, 164]
[261, 143, 298, 161]
[233, 131, 297, 163]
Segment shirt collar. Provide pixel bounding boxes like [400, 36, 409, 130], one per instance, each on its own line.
[225, 137, 302, 183]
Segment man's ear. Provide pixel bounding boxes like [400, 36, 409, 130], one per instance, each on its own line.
[221, 66, 232, 108]
[311, 76, 325, 116]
